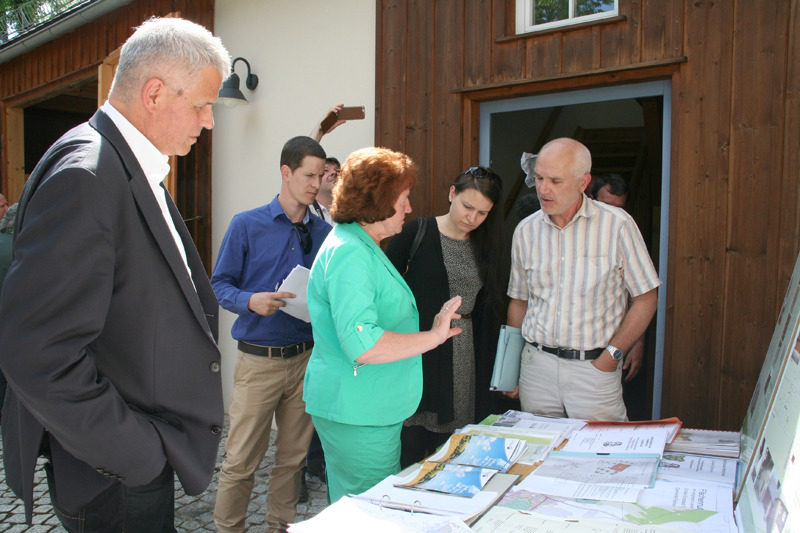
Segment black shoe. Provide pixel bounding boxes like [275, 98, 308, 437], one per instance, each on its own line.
[306, 460, 326, 481]
[298, 474, 309, 504]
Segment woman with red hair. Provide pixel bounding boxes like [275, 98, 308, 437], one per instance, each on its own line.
[303, 147, 462, 503]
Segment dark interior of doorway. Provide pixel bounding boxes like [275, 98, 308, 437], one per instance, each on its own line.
[490, 95, 663, 421]
[20, 77, 214, 272]
[24, 79, 96, 174]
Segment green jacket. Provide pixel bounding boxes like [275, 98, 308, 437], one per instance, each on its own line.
[303, 222, 422, 426]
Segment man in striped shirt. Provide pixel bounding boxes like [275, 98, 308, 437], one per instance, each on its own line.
[507, 138, 660, 421]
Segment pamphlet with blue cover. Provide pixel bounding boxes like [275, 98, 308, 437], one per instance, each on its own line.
[425, 434, 527, 473]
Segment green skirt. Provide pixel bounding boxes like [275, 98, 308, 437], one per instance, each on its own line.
[311, 415, 402, 503]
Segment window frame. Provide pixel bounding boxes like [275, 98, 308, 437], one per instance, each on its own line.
[515, 0, 619, 34]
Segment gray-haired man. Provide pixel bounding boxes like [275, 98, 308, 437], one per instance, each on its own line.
[0, 17, 230, 531]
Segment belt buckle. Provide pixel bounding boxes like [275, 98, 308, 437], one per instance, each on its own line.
[557, 347, 578, 359]
[280, 343, 300, 358]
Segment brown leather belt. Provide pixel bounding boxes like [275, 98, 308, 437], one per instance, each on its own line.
[238, 340, 313, 359]
[531, 342, 603, 360]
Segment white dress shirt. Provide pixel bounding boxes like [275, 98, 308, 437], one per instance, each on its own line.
[102, 102, 192, 280]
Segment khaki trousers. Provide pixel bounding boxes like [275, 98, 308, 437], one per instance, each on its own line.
[519, 343, 628, 422]
[214, 350, 314, 533]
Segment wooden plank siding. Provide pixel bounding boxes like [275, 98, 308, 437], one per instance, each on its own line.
[0, 0, 217, 271]
[375, 0, 800, 430]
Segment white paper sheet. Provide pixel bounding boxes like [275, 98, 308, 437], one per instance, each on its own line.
[472, 506, 685, 532]
[352, 473, 502, 522]
[288, 496, 473, 533]
[492, 481, 737, 533]
[517, 474, 644, 502]
[276, 265, 311, 322]
[561, 426, 670, 455]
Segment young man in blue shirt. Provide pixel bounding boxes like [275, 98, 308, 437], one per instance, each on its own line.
[211, 136, 331, 533]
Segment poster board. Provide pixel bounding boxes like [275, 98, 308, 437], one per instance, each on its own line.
[737, 250, 800, 496]
[734, 251, 800, 531]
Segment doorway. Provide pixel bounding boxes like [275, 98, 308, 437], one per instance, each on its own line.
[478, 80, 671, 420]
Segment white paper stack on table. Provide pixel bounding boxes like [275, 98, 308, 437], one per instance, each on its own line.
[664, 428, 741, 458]
[352, 469, 519, 525]
[456, 424, 562, 464]
[490, 410, 586, 442]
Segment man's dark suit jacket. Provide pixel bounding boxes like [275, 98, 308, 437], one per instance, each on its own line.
[0, 109, 224, 522]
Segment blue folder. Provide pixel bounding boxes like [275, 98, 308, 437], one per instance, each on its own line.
[489, 325, 525, 392]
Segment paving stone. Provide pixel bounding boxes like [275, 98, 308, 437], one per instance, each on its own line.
[0, 415, 328, 532]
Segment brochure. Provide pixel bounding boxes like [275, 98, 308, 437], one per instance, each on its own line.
[457, 424, 561, 464]
[426, 434, 527, 472]
[393, 462, 496, 497]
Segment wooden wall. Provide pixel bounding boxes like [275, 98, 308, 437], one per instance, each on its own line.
[376, 0, 800, 430]
[0, 0, 217, 270]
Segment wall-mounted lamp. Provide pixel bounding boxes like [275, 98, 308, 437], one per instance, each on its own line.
[217, 57, 259, 108]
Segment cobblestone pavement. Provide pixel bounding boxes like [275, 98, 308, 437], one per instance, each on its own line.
[0, 417, 328, 532]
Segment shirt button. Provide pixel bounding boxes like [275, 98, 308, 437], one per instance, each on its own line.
[357, 325, 363, 332]
[211, 426, 222, 435]
[209, 362, 221, 373]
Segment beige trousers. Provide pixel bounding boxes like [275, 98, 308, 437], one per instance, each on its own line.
[519, 343, 628, 421]
[214, 349, 314, 533]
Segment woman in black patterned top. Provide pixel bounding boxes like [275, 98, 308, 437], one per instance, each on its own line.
[386, 166, 505, 467]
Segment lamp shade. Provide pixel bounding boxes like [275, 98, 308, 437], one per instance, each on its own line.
[217, 57, 259, 108]
[217, 72, 248, 107]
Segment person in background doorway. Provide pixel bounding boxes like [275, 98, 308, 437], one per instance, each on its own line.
[589, 172, 629, 208]
[588, 172, 645, 383]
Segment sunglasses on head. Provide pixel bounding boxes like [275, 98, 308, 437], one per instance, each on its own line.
[460, 166, 502, 188]
[293, 222, 312, 254]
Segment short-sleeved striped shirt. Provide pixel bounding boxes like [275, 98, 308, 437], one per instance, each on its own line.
[508, 195, 661, 350]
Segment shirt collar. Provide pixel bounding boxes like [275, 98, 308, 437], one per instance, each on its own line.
[543, 193, 596, 229]
[266, 195, 311, 225]
[102, 102, 170, 189]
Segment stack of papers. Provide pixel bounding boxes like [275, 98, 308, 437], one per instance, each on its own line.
[489, 409, 586, 447]
[561, 425, 672, 455]
[288, 496, 473, 533]
[425, 434, 527, 472]
[352, 470, 519, 524]
[475, 479, 738, 533]
[586, 417, 683, 442]
[457, 424, 562, 464]
[394, 463, 496, 497]
[664, 428, 740, 458]
[657, 452, 738, 486]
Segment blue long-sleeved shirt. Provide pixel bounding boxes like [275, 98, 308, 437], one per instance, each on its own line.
[211, 195, 331, 346]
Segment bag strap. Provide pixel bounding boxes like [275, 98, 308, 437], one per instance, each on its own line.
[404, 217, 427, 277]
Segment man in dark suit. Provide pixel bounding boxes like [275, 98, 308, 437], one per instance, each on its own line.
[0, 17, 231, 532]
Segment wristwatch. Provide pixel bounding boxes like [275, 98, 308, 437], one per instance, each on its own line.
[606, 345, 624, 361]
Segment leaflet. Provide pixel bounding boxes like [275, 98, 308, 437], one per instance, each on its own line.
[531, 451, 661, 488]
[426, 434, 526, 472]
[393, 462, 496, 497]
[561, 426, 670, 455]
[457, 424, 561, 464]
[657, 453, 737, 486]
[276, 265, 310, 322]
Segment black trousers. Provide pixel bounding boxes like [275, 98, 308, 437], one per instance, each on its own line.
[46, 461, 176, 533]
[400, 424, 451, 469]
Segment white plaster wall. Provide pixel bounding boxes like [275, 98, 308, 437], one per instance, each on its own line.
[212, 0, 376, 409]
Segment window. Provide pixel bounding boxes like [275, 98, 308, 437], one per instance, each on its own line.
[515, 0, 618, 34]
